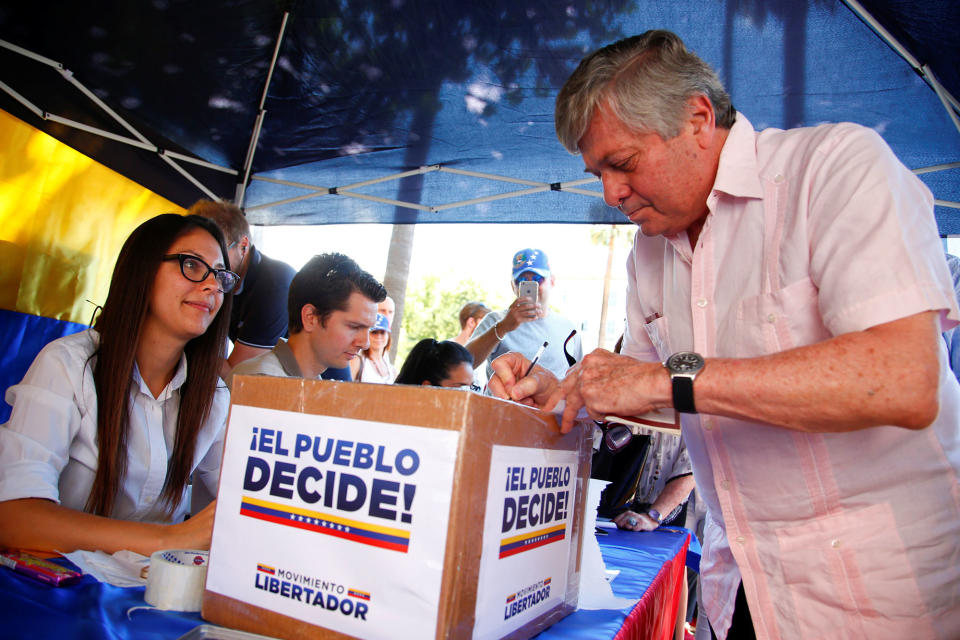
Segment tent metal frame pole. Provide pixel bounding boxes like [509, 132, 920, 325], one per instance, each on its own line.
[159, 154, 220, 200]
[58, 68, 152, 145]
[0, 37, 235, 195]
[251, 176, 332, 192]
[245, 192, 331, 210]
[251, 165, 434, 192]
[841, 0, 960, 117]
[162, 150, 238, 175]
[246, 167, 437, 211]
[341, 166, 437, 190]
[0, 38, 62, 69]
[236, 11, 289, 207]
[45, 114, 157, 150]
[922, 64, 960, 137]
[0, 79, 48, 119]
[245, 165, 603, 213]
[561, 187, 605, 197]
[337, 191, 433, 211]
[430, 186, 551, 211]
[914, 162, 960, 176]
[437, 166, 554, 187]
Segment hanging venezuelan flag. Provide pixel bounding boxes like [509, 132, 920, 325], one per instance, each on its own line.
[0, 109, 182, 421]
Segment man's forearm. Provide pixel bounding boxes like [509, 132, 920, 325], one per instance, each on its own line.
[466, 323, 504, 367]
[565, 310, 941, 434]
[650, 475, 696, 520]
[696, 311, 940, 432]
[227, 343, 270, 369]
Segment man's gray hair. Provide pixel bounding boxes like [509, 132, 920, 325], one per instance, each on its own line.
[555, 30, 735, 153]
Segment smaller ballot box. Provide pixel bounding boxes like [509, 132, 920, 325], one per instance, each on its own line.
[202, 376, 592, 640]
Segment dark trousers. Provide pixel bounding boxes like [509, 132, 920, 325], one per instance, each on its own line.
[710, 582, 755, 640]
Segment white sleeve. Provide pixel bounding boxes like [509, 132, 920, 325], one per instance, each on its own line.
[0, 341, 87, 503]
[194, 386, 230, 496]
[802, 124, 958, 335]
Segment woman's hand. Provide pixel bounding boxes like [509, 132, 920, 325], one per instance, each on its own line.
[0, 497, 219, 556]
[160, 500, 218, 550]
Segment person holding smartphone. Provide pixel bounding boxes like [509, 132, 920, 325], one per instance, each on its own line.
[466, 248, 581, 382]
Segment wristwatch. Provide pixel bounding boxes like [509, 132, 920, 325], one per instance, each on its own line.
[664, 351, 705, 414]
[647, 508, 663, 525]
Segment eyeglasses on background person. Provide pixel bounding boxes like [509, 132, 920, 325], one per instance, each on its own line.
[562, 328, 634, 452]
[515, 273, 545, 284]
[163, 253, 240, 293]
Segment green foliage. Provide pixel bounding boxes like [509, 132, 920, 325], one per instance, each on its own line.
[589, 224, 635, 248]
[397, 275, 504, 368]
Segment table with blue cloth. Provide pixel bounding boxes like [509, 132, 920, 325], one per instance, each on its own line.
[1, 528, 698, 640]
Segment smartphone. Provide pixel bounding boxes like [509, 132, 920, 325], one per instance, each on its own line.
[518, 280, 539, 305]
[0, 551, 82, 586]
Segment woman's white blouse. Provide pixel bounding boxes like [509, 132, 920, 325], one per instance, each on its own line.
[0, 330, 229, 523]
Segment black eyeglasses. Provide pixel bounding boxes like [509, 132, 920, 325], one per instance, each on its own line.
[515, 273, 545, 284]
[562, 329, 633, 452]
[163, 254, 240, 293]
[563, 329, 578, 367]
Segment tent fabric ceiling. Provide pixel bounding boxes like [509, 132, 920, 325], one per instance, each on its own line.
[1, 1, 958, 230]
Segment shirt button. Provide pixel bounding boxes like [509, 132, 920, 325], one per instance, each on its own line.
[736, 535, 746, 545]
[720, 480, 730, 490]
[696, 298, 708, 308]
[774, 174, 785, 184]
[831, 538, 841, 548]
[766, 313, 776, 323]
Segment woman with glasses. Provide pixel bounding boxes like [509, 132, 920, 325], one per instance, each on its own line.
[0, 214, 237, 555]
[351, 313, 397, 384]
[395, 339, 477, 390]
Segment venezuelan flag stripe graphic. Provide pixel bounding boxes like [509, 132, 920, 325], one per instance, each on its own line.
[256, 563, 275, 575]
[348, 589, 371, 601]
[499, 524, 567, 558]
[240, 496, 410, 553]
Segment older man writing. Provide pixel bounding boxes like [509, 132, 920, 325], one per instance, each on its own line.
[491, 30, 960, 640]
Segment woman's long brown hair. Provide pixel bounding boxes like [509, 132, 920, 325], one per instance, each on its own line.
[86, 214, 233, 518]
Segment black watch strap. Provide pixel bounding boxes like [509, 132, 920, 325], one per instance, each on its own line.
[672, 375, 696, 414]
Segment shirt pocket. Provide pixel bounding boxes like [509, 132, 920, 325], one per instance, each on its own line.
[774, 502, 929, 639]
[731, 276, 829, 358]
[642, 315, 671, 361]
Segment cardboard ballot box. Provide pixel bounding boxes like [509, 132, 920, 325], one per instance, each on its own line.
[203, 376, 592, 640]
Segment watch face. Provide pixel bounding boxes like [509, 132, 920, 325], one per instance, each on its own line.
[667, 351, 704, 373]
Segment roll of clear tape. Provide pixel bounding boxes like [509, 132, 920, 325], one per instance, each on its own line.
[144, 549, 209, 612]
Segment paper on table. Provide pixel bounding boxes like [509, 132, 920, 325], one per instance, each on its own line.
[552, 400, 680, 436]
[603, 408, 680, 436]
[577, 478, 639, 610]
[62, 549, 149, 587]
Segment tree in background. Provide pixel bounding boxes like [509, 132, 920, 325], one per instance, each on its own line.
[589, 222, 635, 349]
[397, 275, 506, 369]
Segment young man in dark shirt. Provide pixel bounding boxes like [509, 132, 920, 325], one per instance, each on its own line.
[189, 199, 296, 378]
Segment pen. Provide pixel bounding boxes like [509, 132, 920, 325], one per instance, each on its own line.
[524, 341, 548, 378]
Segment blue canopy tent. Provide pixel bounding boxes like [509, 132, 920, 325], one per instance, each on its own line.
[1, 0, 958, 419]
[1, 0, 957, 226]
